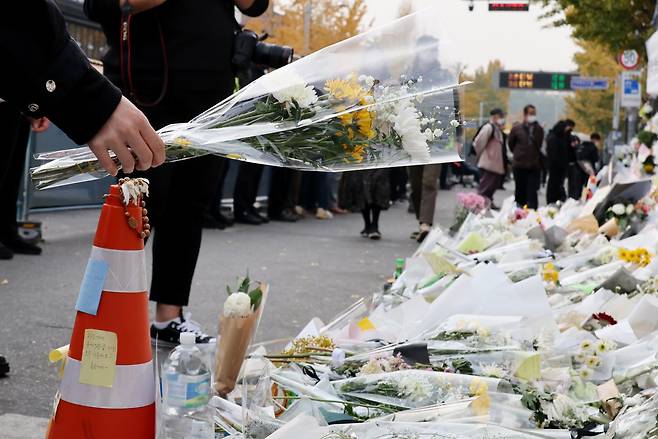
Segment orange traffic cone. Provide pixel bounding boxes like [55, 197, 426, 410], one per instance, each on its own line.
[47, 181, 155, 439]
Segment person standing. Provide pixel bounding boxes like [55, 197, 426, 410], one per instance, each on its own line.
[473, 108, 506, 208]
[340, 169, 390, 240]
[85, 0, 269, 345]
[409, 164, 441, 242]
[508, 105, 544, 209]
[545, 119, 575, 204]
[234, 162, 268, 225]
[567, 133, 583, 199]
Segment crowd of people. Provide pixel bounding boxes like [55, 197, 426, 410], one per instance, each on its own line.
[473, 104, 602, 210]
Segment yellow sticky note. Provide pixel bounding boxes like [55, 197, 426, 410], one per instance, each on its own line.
[79, 329, 118, 388]
[357, 318, 376, 331]
[48, 344, 70, 378]
[514, 352, 541, 381]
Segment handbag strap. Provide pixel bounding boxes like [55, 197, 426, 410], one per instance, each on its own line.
[119, 0, 169, 107]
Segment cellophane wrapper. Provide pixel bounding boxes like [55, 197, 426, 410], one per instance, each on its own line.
[31, 7, 466, 189]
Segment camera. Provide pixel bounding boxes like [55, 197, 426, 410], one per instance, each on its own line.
[233, 29, 294, 70]
[468, 0, 474, 11]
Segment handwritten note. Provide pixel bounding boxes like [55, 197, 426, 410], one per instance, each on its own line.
[79, 329, 118, 388]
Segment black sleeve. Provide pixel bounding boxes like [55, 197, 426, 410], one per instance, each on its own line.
[238, 0, 268, 17]
[0, 0, 122, 145]
[84, 0, 120, 22]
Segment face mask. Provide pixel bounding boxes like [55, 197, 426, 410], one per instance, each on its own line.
[526, 115, 537, 123]
[496, 118, 505, 126]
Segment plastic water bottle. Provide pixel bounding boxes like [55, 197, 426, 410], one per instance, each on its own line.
[162, 332, 213, 438]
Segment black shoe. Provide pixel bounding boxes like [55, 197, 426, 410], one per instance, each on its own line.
[0, 243, 12, 260]
[235, 211, 264, 225]
[369, 230, 382, 240]
[150, 313, 214, 347]
[202, 212, 226, 230]
[4, 236, 41, 255]
[0, 355, 9, 378]
[360, 229, 369, 238]
[271, 209, 298, 222]
[249, 208, 269, 224]
[210, 209, 234, 227]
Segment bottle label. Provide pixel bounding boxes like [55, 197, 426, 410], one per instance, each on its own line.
[165, 372, 211, 409]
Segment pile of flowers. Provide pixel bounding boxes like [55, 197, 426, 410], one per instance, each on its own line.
[449, 192, 489, 235]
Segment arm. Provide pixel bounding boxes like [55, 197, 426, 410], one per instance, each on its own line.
[235, 0, 269, 17]
[507, 127, 517, 152]
[0, 0, 164, 173]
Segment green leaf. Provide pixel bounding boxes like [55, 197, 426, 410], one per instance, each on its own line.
[239, 275, 251, 294]
[248, 286, 263, 311]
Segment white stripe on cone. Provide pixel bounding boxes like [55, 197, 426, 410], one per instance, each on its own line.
[89, 246, 147, 293]
[59, 358, 155, 409]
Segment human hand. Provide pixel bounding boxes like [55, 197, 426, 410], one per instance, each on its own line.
[29, 117, 50, 133]
[88, 96, 165, 176]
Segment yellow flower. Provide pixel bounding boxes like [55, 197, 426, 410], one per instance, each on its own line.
[542, 262, 559, 283]
[618, 248, 630, 262]
[350, 144, 366, 162]
[469, 379, 490, 416]
[173, 137, 192, 147]
[355, 108, 375, 139]
[580, 340, 593, 352]
[325, 77, 366, 101]
[338, 112, 353, 125]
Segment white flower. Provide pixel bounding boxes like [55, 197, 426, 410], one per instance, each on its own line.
[578, 368, 593, 380]
[611, 203, 626, 216]
[433, 128, 444, 138]
[596, 339, 616, 354]
[449, 119, 460, 128]
[424, 128, 434, 141]
[223, 292, 252, 318]
[391, 102, 430, 161]
[272, 83, 318, 109]
[417, 76, 423, 83]
[120, 178, 150, 205]
[358, 74, 375, 88]
[626, 204, 635, 215]
[399, 376, 430, 400]
[359, 359, 384, 375]
[481, 363, 506, 378]
[585, 356, 601, 369]
[579, 340, 593, 352]
[574, 353, 586, 363]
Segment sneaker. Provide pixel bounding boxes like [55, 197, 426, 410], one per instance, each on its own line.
[4, 236, 41, 255]
[150, 313, 214, 347]
[416, 223, 432, 243]
[369, 230, 382, 240]
[330, 207, 348, 215]
[316, 208, 334, 220]
[360, 228, 370, 238]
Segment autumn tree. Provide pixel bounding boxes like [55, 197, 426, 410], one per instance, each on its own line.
[244, 0, 370, 56]
[563, 41, 623, 134]
[460, 60, 510, 126]
[539, 0, 655, 58]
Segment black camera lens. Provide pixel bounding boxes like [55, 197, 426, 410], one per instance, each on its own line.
[253, 42, 294, 69]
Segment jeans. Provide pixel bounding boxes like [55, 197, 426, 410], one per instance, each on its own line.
[512, 168, 540, 209]
[301, 172, 330, 211]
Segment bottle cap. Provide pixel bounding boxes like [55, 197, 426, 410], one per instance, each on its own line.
[396, 258, 405, 265]
[179, 332, 196, 345]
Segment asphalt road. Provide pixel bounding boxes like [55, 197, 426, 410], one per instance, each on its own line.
[1, 184, 484, 420]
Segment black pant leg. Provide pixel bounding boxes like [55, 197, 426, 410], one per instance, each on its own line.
[149, 156, 222, 306]
[0, 105, 30, 241]
[526, 169, 540, 209]
[408, 166, 423, 219]
[513, 168, 527, 207]
[234, 162, 262, 213]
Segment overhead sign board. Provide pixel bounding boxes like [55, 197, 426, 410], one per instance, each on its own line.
[570, 76, 609, 90]
[488, 1, 529, 11]
[499, 71, 575, 91]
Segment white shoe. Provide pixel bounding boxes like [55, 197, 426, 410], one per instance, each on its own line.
[316, 208, 334, 220]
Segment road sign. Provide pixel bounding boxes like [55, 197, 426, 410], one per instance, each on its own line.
[499, 71, 575, 91]
[621, 70, 642, 108]
[619, 49, 640, 70]
[570, 76, 609, 90]
[488, 1, 529, 11]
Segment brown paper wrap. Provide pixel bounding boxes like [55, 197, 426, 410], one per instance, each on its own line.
[566, 214, 599, 234]
[598, 218, 620, 238]
[213, 284, 268, 397]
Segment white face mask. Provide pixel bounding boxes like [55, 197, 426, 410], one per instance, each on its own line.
[496, 118, 505, 126]
[526, 115, 537, 123]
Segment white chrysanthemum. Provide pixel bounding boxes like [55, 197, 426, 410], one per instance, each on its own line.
[580, 340, 593, 352]
[449, 119, 460, 128]
[272, 83, 318, 108]
[399, 376, 430, 400]
[223, 292, 251, 318]
[433, 128, 444, 138]
[578, 368, 593, 380]
[391, 103, 430, 161]
[359, 359, 384, 376]
[611, 203, 626, 216]
[626, 204, 635, 215]
[481, 363, 506, 378]
[358, 74, 375, 88]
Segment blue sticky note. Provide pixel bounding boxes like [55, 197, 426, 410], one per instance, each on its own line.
[75, 259, 109, 315]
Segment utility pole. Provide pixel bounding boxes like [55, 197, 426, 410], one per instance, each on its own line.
[303, 0, 312, 55]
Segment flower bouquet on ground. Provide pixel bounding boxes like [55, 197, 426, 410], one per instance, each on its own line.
[214, 275, 268, 397]
[31, 7, 466, 190]
[449, 192, 489, 235]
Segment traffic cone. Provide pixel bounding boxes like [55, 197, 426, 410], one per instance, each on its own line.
[47, 181, 155, 439]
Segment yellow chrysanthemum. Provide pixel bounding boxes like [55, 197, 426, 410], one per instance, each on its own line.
[355, 108, 375, 139]
[325, 77, 366, 101]
[542, 262, 559, 283]
[469, 379, 490, 416]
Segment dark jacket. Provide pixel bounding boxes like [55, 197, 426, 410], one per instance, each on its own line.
[546, 131, 570, 170]
[578, 141, 600, 171]
[0, 0, 122, 144]
[508, 122, 544, 170]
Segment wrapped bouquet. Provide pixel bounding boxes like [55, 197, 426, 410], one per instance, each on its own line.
[214, 275, 268, 397]
[31, 8, 466, 189]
